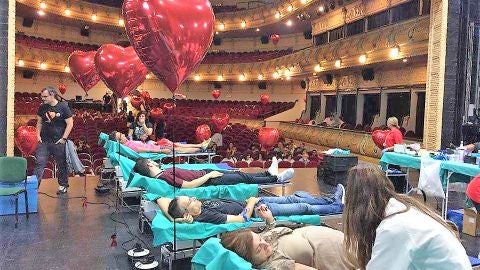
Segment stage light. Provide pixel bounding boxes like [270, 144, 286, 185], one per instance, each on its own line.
[91, 14, 97, 21]
[314, 64, 321, 72]
[273, 71, 280, 79]
[40, 62, 47, 70]
[18, 60, 25, 67]
[390, 46, 400, 58]
[239, 74, 246, 81]
[335, 59, 341, 68]
[359, 54, 367, 64]
[64, 8, 71, 16]
[258, 74, 264, 80]
[217, 75, 224, 81]
[275, 11, 281, 19]
[219, 23, 225, 30]
[39, 1, 46, 9]
[240, 20, 246, 28]
[118, 19, 124, 26]
[318, 5, 325, 12]
[64, 66, 70, 73]
[284, 69, 291, 77]
[286, 20, 293, 26]
[37, 10, 45, 16]
[287, 5, 293, 12]
[194, 74, 201, 81]
[301, 0, 308, 4]
[403, 58, 408, 63]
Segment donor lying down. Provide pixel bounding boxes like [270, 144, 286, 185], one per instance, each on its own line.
[157, 184, 344, 224]
[109, 131, 210, 154]
[134, 157, 293, 188]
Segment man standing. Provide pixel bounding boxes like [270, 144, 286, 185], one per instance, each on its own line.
[34, 86, 73, 194]
[102, 91, 112, 112]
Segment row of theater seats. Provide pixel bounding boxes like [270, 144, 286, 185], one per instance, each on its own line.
[16, 34, 293, 64]
[16, 33, 99, 53]
[202, 49, 294, 64]
[151, 99, 295, 119]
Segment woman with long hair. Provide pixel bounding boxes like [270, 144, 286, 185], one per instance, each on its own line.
[343, 165, 470, 269]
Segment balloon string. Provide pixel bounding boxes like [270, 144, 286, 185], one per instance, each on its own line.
[172, 92, 177, 252]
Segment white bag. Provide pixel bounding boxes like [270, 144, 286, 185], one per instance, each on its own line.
[418, 157, 445, 198]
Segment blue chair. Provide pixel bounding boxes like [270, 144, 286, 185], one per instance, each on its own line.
[0, 157, 29, 228]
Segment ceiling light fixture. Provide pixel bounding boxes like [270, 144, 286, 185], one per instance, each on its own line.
[64, 8, 71, 16]
[118, 19, 124, 26]
[287, 5, 293, 12]
[239, 74, 246, 81]
[390, 46, 400, 58]
[39, 1, 46, 9]
[318, 5, 325, 12]
[314, 64, 321, 72]
[301, 0, 308, 4]
[359, 54, 367, 64]
[240, 20, 246, 28]
[275, 11, 281, 19]
[219, 23, 225, 31]
[335, 59, 341, 68]
[258, 74, 264, 80]
[40, 62, 47, 70]
[18, 60, 25, 67]
[64, 66, 70, 73]
[37, 10, 45, 16]
[194, 74, 201, 81]
[286, 20, 293, 26]
[91, 14, 97, 21]
[217, 75, 224, 81]
[273, 71, 280, 79]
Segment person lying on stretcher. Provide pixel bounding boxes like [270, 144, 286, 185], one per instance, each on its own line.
[157, 184, 344, 224]
[134, 157, 293, 188]
[109, 131, 211, 154]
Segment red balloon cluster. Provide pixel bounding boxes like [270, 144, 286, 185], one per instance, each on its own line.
[58, 84, 67, 95]
[68, 51, 100, 93]
[270, 34, 280, 45]
[211, 89, 221, 100]
[258, 127, 280, 150]
[371, 130, 389, 149]
[211, 113, 230, 132]
[195, 124, 212, 142]
[130, 96, 144, 109]
[15, 126, 38, 156]
[150, 108, 164, 123]
[94, 45, 148, 98]
[123, 0, 215, 93]
[260, 93, 270, 105]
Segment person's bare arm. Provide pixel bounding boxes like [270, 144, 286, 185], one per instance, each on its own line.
[36, 116, 43, 143]
[128, 128, 133, 139]
[62, 117, 73, 139]
[142, 124, 153, 136]
[157, 197, 193, 223]
[181, 171, 223, 188]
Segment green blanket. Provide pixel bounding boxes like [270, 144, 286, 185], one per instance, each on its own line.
[191, 238, 253, 270]
[150, 206, 321, 246]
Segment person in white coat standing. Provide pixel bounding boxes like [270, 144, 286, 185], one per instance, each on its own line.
[343, 165, 471, 270]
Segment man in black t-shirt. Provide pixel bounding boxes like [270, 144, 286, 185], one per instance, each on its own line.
[34, 86, 73, 194]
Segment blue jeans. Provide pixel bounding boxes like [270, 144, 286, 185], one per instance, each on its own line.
[33, 142, 69, 188]
[256, 191, 342, 216]
[204, 170, 277, 185]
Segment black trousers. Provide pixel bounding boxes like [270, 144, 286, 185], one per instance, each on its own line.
[33, 142, 68, 187]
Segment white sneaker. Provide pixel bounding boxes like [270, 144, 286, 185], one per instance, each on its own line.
[277, 168, 294, 183]
[56, 186, 68, 194]
[268, 156, 279, 176]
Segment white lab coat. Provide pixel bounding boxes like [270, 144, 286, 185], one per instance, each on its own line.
[366, 198, 471, 270]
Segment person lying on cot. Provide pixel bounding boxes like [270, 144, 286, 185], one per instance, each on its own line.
[109, 131, 210, 154]
[157, 184, 344, 224]
[133, 157, 293, 188]
[220, 215, 354, 270]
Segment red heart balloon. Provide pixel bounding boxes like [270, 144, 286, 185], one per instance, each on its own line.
[15, 126, 38, 156]
[270, 34, 280, 45]
[123, 0, 215, 93]
[212, 89, 220, 100]
[195, 124, 212, 142]
[95, 45, 148, 98]
[130, 96, 144, 109]
[163, 102, 176, 113]
[68, 50, 100, 93]
[260, 93, 270, 105]
[372, 129, 389, 149]
[258, 127, 280, 150]
[150, 107, 164, 122]
[58, 84, 67, 95]
[211, 113, 229, 132]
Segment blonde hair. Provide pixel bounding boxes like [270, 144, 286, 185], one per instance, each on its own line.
[386, 117, 399, 128]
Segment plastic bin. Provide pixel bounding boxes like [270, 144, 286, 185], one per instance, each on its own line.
[0, 175, 38, 215]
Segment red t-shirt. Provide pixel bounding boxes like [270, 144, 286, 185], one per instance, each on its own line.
[157, 168, 207, 188]
[384, 128, 403, 148]
[467, 176, 480, 203]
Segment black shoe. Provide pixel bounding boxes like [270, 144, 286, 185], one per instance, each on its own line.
[56, 186, 68, 195]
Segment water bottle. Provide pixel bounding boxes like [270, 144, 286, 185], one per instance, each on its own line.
[457, 141, 465, 162]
